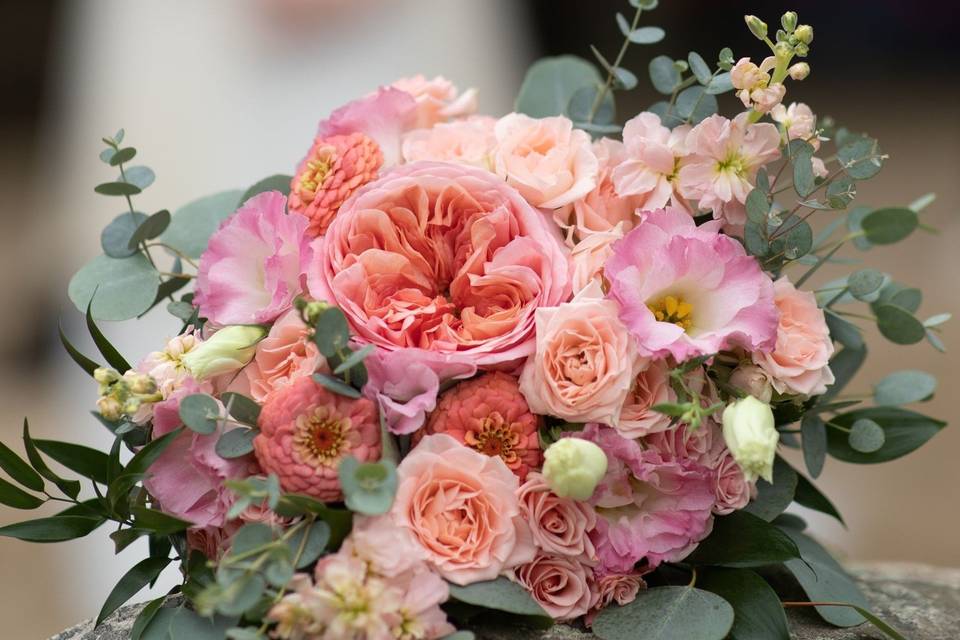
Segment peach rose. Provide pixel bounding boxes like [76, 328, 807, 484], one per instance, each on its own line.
[401, 116, 496, 168]
[513, 552, 595, 621]
[554, 138, 643, 244]
[243, 309, 325, 403]
[493, 113, 599, 209]
[753, 276, 835, 396]
[519, 282, 639, 425]
[569, 224, 625, 295]
[585, 572, 645, 626]
[518, 472, 597, 559]
[616, 359, 676, 438]
[307, 161, 571, 374]
[391, 74, 478, 128]
[392, 434, 536, 585]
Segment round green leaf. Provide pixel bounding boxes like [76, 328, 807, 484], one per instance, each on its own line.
[686, 511, 800, 567]
[847, 269, 884, 299]
[515, 56, 603, 118]
[873, 370, 937, 406]
[339, 457, 397, 516]
[848, 418, 885, 453]
[593, 586, 734, 640]
[215, 428, 258, 459]
[286, 520, 331, 568]
[699, 568, 790, 640]
[109, 147, 137, 166]
[567, 85, 614, 125]
[627, 26, 665, 44]
[179, 394, 220, 435]
[613, 66, 638, 91]
[743, 458, 796, 522]
[687, 51, 712, 84]
[448, 576, 550, 619]
[745, 189, 769, 223]
[675, 85, 718, 124]
[875, 304, 925, 345]
[838, 137, 884, 180]
[68, 253, 160, 321]
[127, 209, 171, 249]
[221, 392, 262, 426]
[123, 166, 156, 190]
[101, 212, 148, 258]
[861, 207, 918, 245]
[705, 72, 733, 94]
[649, 55, 680, 94]
[159, 189, 243, 259]
[827, 407, 945, 464]
[241, 174, 293, 202]
[95, 181, 142, 197]
[874, 282, 922, 313]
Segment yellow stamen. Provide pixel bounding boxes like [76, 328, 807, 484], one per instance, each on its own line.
[648, 294, 694, 331]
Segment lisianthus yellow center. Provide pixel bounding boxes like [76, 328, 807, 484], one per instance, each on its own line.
[296, 145, 337, 196]
[716, 152, 747, 178]
[294, 409, 349, 466]
[464, 412, 522, 466]
[648, 294, 694, 331]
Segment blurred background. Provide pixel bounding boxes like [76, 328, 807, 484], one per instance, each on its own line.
[1, 1, 957, 637]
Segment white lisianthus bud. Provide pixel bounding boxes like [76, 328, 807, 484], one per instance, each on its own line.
[542, 437, 608, 501]
[729, 364, 774, 403]
[722, 396, 778, 483]
[182, 325, 267, 381]
[788, 62, 811, 80]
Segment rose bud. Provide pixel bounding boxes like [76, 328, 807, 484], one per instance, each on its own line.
[721, 396, 778, 483]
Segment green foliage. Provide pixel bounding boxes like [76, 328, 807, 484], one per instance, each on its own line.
[313, 307, 351, 358]
[875, 304, 926, 345]
[338, 457, 398, 515]
[592, 586, 734, 640]
[159, 190, 243, 259]
[97, 557, 171, 626]
[846, 269, 884, 300]
[698, 568, 790, 640]
[686, 511, 800, 567]
[743, 457, 796, 522]
[139, 606, 238, 640]
[179, 394, 221, 435]
[827, 407, 945, 463]
[58, 320, 101, 377]
[0, 440, 44, 492]
[0, 515, 103, 542]
[33, 439, 111, 484]
[800, 414, 827, 478]
[240, 174, 293, 202]
[0, 478, 44, 509]
[649, 55, 680, 94]
[86, 301, 131, 371]
[127, 210, 171, 250]
[95, 181, 142, 197]
[312, 373, 361, 399]
[820, 345, 866, 402]
[860, 207, 918, 245]
[448, 577, 551, 621]
[515, 56, 603, 119]
[221, 392, 262, 426]
[69, 254, 160, 321]
[123, 166, 156, 190]
[23, 419, 81, 498]
[101, 212, 148, 258]
[838, 136, 884, 180]
[215, 428, 259, 459]
[873, 370, 936, 405]
[848, 418, 885, 453]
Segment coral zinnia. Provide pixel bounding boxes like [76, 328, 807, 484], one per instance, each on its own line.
[288, 131, 383, 238]
[253, 376, 380, 501]
[417, 372, 541, 480]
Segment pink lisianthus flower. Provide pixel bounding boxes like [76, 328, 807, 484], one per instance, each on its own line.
[512, 551, 596, 622]
[288, 131, 384, 238]
[308, 161, 571, 374]
[569, 223, 625, 295]
[243, 309, 325, 403]
[611, 113, 690, 212]
[518, 471, 597, 558]
[364, 347, 476, 436]
[576, 424, 716, 573]
[678, 113, 781, 227]
[417, 372, 541, 480]
[604, 207, 778, 361]
[401, 116, 497, 168]
[615, 359, 676, 438]
[391, 74, 478, 128]
[194, 191, 311, 326]
[317, 87, 417, 168]
[392, 434, 536, 585]
[753, 276, 836, 397]
[492, 113, 599, 209]
[144, 381, 257, 528]
[253, 376, 380, 501]
[554, 138, 646, 244]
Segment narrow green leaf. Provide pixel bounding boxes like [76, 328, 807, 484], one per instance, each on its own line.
[821, 345, 867, 402]
[686, 511, 800, 567]
[33, 439, 111, 484]
[22, 419, 81, 499]
[0, 478, 45, 509]
[792, 469, 845, 525]
[97, 557, 171, 625]
[126, 428, 183, 476]
[221, 392, 262, 427]
[332, 344, 376, 375]
[131, 506, 192, 534]
[313, 373, 361, 399]
[130, 595, 167, 640]
[58, 319, 101, 376]
[0, 440, 44, 492]
[86, 300, 131, 371]
[801, 414, 827, 478]
[95, 181, 142, 197]
[0, 515, 102, 542]
[743, 457, 796, 522]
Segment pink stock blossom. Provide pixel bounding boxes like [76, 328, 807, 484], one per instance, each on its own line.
[611, 113, 690, 212]
[317, 87, 417, 167]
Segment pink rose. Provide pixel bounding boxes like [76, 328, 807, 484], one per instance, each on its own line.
[392, 434, 536, 585]
[616, 360, 676, 438]
[243, 309, 324, 403]
[391, 74, 478, 129]
[519, 282, 640, 425]
[308, 161, 571, 374]
[569, 224, 624, 295]
[585, 572, 646, 626]
[753, 276, 835, 396]
[555, 138, 644, 243]
[518, 472, 597, 558]
[492, 113, 599, 209]
[194, 191, 312, 326]
[401, 116, 497, 168]
[611, 113, 690, 212]
[513, 552, 595, 621]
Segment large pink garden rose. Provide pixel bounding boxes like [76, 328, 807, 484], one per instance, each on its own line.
[753, 276, 835, 396]
[308, 161, 571, 373]
[392, 434, 536, 585]
[605, 207, 778, 361]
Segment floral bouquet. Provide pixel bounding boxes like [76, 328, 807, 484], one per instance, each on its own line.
[0, 5, 948, 640]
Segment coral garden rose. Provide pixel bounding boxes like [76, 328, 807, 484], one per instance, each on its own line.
[392, 433, 536, 585]
[520, 282, 639, 425]
[569, 224, 625, 295]
[317, 87, 417, 167]
[678, 113, 780, 227]
[754, 275, 835, 397]
[605, 207, 778, 361]
[288, 131, 383, 238]
[586, 572, 646, 626]
[513, 552, 595, 621]
[253, 376, 380, 501]
[194, 191, 311, 326]
[243, 309, 324, 403]
[518, 471, 597, 558]
[308, 161, 571, 372]
[611, 113, 690, 212]
[401, 116, 497, 168]
[417, 372, 541, 479]
[391, 74, 478, 129]
[577, 424, 716, 573]
[492, 113, 599, 209]
[616, 359, 676, 439]
[555, 137, 644, 244]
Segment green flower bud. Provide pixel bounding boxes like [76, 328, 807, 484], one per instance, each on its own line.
[722, 396, 778, 483]
[793, 42, 809, 57]
[97, 396, 123, 422]
[744, 15, 768, 40]
[781, 11, 798, 32]
[794, 24, 814, 44]
[542, 437, 608, 501]
[94, 367, 120, 385]
[182, 325, 267, 381]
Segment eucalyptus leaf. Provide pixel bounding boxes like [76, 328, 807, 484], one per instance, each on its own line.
[687, 52, 712, 84]
[828, 407, 945, 463]
[448, 576, 550, 620]
[313, 307, 351, 358]
[801, 414, 827, 478]
[593, 586, 734, 640]
[339, 457, 398, 516]
[110, 147, 136, 166]
[95, 181, 141, 197]
[705, 72, 733, 94]
[215, 428, 259, 459]
[160, 190, 244, 259]
[821, 345, 866, 402]
[123, 166, 156, 190]
[675, 86, 717, 124]
[128, 209, 171, 249]
[699, 568, 790, 640]
[686, 511, 799, 567]
[312, 373, 361, 399]
[824, 311, 864, 349]
[847, 269, 884, 299]
[861, 207, 918, 245]
[567, 85, 614, 124]
[221, 392, 262, 426]
[743, 457, 796, 522]
[101, 212, 148, 258]
[241, 174, 293, 202]
[875, 305, 925, 345]
[68, 254, 160, 321]
[826, 178, 857, 209]
[516, 56, 603, 118]
[848, 418, 885, 453]
[745, 189, 769, 224]
[874, 370, 936, 406]
[648, 55, 680, 94]
[179, 394, 221, 435]
[838, 137, 884, 180]
[286, 520, 331, 568]
[793, 153, 816, 197]
[626, 26, 665, 44]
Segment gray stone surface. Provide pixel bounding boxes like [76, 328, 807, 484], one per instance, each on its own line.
[51, 563, 959, 640]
